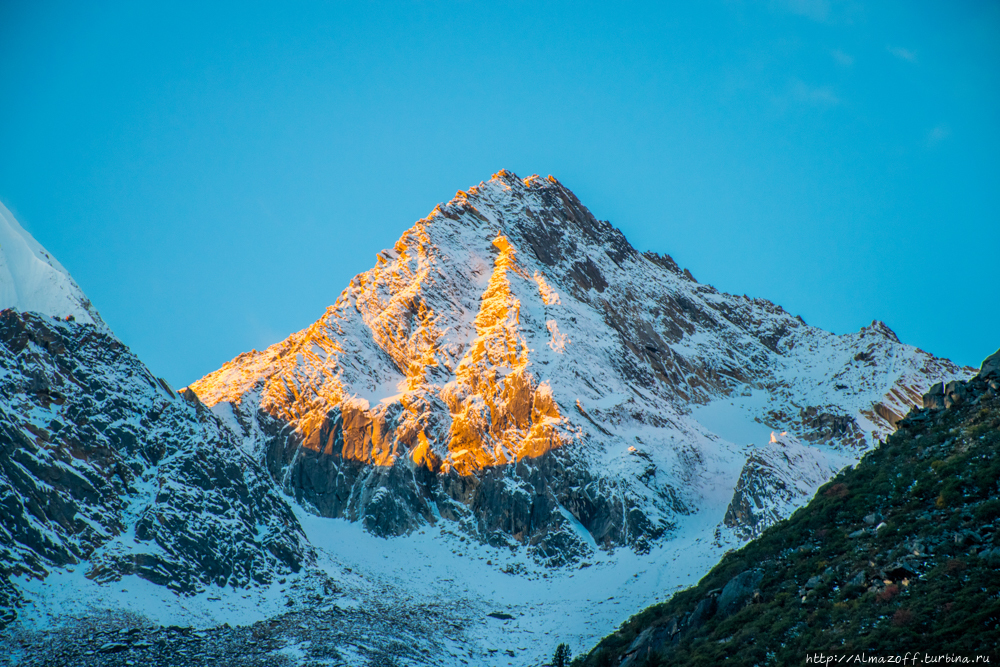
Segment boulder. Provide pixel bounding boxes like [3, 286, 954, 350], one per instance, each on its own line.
[923, 383, 945, 410]
[687, 593, 718, 631]
[620, 619, 679, 667]
[980, 349, 1000, 379]
[943, 380, 968, 408]
[884, 563, 916, 581]
[717, 569, 763, 617]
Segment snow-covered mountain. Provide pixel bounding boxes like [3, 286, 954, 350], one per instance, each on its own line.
[0, 176, 974, 665]
[0, 205, 312, 630]
[188, 170, 968, 563]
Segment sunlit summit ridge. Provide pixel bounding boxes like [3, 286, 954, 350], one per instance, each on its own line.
[190, 172, 578, 475]
[186, 170, 966, 555]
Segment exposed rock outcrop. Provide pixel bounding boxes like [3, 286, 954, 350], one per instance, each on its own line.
[0, 310, 312, 627]
[723, 432, 847, 539]
[922, 349, 999, 411]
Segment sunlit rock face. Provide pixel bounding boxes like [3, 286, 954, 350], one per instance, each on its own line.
[189, 170, 969, 558]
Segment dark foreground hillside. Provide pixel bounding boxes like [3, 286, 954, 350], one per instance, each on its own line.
[577, 349, 1000, 666]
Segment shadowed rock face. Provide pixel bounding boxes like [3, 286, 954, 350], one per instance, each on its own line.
[268, 408, 684, 562]
[0, 310, 312, 626]
[723, 433, 845, 539]
[188, 171, 968, 559]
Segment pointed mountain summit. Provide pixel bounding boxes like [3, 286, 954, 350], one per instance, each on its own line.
[189, 171, 970, 561]
[0, 201, 105, 329]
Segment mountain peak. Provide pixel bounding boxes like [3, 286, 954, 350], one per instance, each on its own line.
[862, 319, 900, 342]
[491, 167, 521, 184]
[187, 172, 968, 552]
[0, 201, 106, 330]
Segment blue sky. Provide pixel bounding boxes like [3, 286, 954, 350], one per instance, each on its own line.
[1, 1, 997, 386]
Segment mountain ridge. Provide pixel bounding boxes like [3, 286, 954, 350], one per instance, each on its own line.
[0, 204, 314, 631]
[0, 201, 105, 331]
[186, 170, 969, 558]
[0, 174, 978, 665]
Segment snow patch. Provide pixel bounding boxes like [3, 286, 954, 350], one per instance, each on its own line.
[0, 200, 104, 328]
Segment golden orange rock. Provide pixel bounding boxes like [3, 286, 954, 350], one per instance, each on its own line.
[188, 209, 572, 475]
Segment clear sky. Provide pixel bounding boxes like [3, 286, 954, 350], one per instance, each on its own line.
[1, 1, 997, 387]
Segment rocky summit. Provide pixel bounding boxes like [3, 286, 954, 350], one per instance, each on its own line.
[188, 171, 966, 564]
[0, 172, 981, 665]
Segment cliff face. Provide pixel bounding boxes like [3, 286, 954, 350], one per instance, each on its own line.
[188, 171, 968, 559]
[0, 310, 312, 626]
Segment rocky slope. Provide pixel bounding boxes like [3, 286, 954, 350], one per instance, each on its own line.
[0, 309, 313, 628]
[0, 203, 314, 629]
[578, 349, 1000, 666]
[189, 170, 969, 562]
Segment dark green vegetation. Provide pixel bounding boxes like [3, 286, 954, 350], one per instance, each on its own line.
[553, 642, 572, 667]
[577, 352, 1000, 666]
